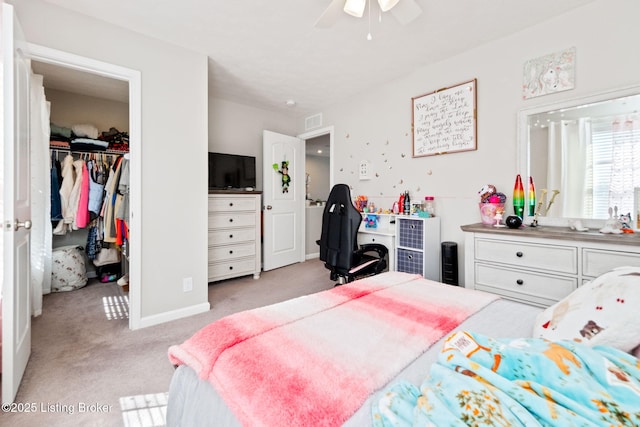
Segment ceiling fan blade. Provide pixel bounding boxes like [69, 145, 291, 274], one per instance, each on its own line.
[314, 0, 346, 29]
[390, 0, 422, 25]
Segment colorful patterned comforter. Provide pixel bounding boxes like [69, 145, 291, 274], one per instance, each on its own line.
[373, 331, 640, 426]
[168, 272, 498, 426]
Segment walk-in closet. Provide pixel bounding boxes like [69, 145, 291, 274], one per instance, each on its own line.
[31, 59, 131, 320]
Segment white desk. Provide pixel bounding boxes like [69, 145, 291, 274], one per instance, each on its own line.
[357, 214, 396, 271]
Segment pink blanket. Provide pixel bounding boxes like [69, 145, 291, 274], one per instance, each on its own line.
[168, 272, 498, 426]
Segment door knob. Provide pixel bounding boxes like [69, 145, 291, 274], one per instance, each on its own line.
[266, 205, 273, 210]
[14, 219, 32, 231]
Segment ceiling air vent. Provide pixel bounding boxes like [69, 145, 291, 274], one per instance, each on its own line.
[305, 113, 323, 131]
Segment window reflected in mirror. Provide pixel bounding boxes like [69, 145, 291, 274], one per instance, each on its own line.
[527, 92, 640, 224]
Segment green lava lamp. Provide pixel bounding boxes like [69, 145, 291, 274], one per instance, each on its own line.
[528, 176, 536, 216]
[513, 174, 524, 219]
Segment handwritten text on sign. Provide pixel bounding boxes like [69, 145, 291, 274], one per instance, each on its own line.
[412, 79, 477, 157]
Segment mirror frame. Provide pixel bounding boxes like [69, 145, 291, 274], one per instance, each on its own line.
[517, 84, 640, 228]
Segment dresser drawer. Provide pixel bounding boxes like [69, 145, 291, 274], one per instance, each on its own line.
[209, 212, 256, 229]
[397, 218, 423, 249]
[582, 248, 640, 277]
[208, 197, 257, 212]
[209, 228, 256, 245]
[208, 257, 256, 281]
[475, 238, 577, 274]
[208, 242, 256, 261]
[475, 263, 577, 306]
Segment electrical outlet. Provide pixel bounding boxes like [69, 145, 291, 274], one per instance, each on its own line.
[182, 277, 193, 292]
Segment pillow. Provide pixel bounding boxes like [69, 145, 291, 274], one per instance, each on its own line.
[533, 266, 640, 353]
[71, 123, 99, 139]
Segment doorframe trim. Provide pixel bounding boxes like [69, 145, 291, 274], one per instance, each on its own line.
[297, 125, 334, 260]
[25, 43, 142, 329]
[298, 125, 334, 190]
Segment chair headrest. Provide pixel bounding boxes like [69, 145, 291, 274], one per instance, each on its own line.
[327, 184, 352, 204]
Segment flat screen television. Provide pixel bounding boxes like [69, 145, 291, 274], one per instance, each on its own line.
[208, 152, 256, 190]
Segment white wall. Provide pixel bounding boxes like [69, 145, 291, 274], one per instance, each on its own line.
[15, 0, 210, 322]
[305, 155, 330, 202]
[45, 88, 129, 132]
[310, 0, 640, 284]
[208, 97, 298, 191]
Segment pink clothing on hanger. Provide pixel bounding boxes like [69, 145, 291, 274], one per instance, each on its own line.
[75, 161, 90, 228]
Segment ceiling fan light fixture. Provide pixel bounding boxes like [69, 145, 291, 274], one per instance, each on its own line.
[344, 0, 366, 17]
[377, 0, 399, 12]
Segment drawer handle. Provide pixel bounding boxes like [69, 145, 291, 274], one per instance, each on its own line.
[229, 266, 233, 270]
[410, 224, 416, 229]
[516, 279, 524, 285]
[407, 255, 413, 260]
[229, 234, 233, 239]
[516, 251, 523, 258]
[229, 250, 233, 254]
[229, 218, 233, 222]
[229, 202, 234, 207]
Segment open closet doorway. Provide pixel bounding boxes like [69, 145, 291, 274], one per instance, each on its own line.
[298, 126, 334, 260]
[26, 43, 142, 330]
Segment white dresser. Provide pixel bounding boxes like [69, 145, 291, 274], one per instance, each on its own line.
[208, 192, 261, 282]
[462, 223, 640, 307]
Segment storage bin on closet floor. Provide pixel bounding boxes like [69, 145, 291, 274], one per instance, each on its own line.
[51, 245, 88, 292]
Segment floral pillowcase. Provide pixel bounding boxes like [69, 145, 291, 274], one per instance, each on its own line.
[533, 266, 640, 355]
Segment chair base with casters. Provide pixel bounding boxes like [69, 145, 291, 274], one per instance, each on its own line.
[317, 184, 388, 285]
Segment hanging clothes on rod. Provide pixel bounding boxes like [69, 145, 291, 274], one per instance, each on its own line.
[50, 148, 125, 234]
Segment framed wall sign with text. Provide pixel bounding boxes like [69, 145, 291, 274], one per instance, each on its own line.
[412, 79, 477, 157]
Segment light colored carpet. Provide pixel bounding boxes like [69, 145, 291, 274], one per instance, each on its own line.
[4, 259, 334, 427]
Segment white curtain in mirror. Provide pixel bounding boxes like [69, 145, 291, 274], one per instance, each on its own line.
[547, 119, 589, 218]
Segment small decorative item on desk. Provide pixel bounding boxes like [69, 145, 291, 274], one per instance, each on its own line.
[424, 196, 435, 217]
[365, 213, 378, 228]
[478, 184, 507, 225]
[355, 195, 368, 212]
[505, 215, 523, 229]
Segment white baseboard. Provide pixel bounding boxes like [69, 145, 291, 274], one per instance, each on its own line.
[305, 253, 319, 260]
[135, 302, 210, 329]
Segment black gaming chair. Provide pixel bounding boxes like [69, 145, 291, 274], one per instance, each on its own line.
[317, 184, 388, 285]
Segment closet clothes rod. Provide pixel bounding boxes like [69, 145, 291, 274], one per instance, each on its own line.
[49, 148, 128, 162]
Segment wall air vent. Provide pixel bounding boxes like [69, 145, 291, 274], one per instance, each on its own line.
[305, 113, 323, 131]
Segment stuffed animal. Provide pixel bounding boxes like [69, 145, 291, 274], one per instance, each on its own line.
[599, 216, 623, 234]
[478, 184, 496, 202]
[619, 212, 635, 233]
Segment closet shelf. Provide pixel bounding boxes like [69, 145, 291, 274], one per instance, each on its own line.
[49, 146, 129, 155]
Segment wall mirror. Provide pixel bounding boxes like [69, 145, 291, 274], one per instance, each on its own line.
[518, 86, 640, 227]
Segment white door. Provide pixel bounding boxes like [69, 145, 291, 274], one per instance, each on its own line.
[262, 130, 305, 270]
[1, 2, 32, 404]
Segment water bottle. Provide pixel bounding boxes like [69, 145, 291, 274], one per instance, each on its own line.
[403, 191, 411, 215]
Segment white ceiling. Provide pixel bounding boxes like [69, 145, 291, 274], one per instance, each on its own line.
[38, 0, 596, 116]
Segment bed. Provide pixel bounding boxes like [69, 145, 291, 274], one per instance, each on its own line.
[166, 269, 640, 426]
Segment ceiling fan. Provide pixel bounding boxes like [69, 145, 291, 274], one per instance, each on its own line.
[315, 0, 422, 29]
